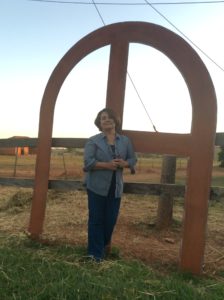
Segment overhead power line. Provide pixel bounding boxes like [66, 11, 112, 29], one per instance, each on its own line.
[92, 0, 106, 25]
[27, 0, 224, 133]
[28, 0, 224, 6]
[29, 0, 224, 127]
[91, 0, 158, 132]
[127, 73, 158, 132]
[28, 0, 224, 72]
[144, 0, 224, 72]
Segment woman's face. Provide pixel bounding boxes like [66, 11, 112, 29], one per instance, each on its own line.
[100, 111, 115, 132]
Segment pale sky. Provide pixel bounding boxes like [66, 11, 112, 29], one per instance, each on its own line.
[1, 0, 224, 138]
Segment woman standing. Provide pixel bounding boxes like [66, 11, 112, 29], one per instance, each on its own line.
[84, 108, 137, 261]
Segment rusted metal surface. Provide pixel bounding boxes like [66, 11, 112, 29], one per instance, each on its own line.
[28, 22, 217, 274]
[106, 39, 129, 124]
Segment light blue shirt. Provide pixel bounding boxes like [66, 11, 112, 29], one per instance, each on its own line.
[84, 133, 137, 197]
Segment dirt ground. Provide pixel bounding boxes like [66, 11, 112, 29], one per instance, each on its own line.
[0, 186, 224, 276]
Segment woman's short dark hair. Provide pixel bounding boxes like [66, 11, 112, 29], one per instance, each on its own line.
[94, 108, 121, 133]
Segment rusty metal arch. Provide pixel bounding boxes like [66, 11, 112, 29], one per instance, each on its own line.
[28, 22, 217, 274]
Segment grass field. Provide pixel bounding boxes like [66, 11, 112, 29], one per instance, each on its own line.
[1, 233, 224, 300]
[0, 148, 224, 299]
[0, 187, 224, 299]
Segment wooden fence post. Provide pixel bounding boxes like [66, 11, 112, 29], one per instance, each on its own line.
[156, 155, 177, 229]
[13, 148, 19, 177]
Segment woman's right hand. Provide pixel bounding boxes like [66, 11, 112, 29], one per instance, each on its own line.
[105, 160, 119, 170]
[94, 160, 118, 170]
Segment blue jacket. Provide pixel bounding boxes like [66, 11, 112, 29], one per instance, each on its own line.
[84, 133, 137, 197]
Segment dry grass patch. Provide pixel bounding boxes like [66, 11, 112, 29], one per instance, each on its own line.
[0, 186, 224, 276]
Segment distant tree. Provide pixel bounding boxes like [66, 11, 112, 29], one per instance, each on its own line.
[218, 146, 224, 167]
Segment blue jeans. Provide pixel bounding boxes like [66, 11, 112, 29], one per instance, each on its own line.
[87, 189, 121, 260]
